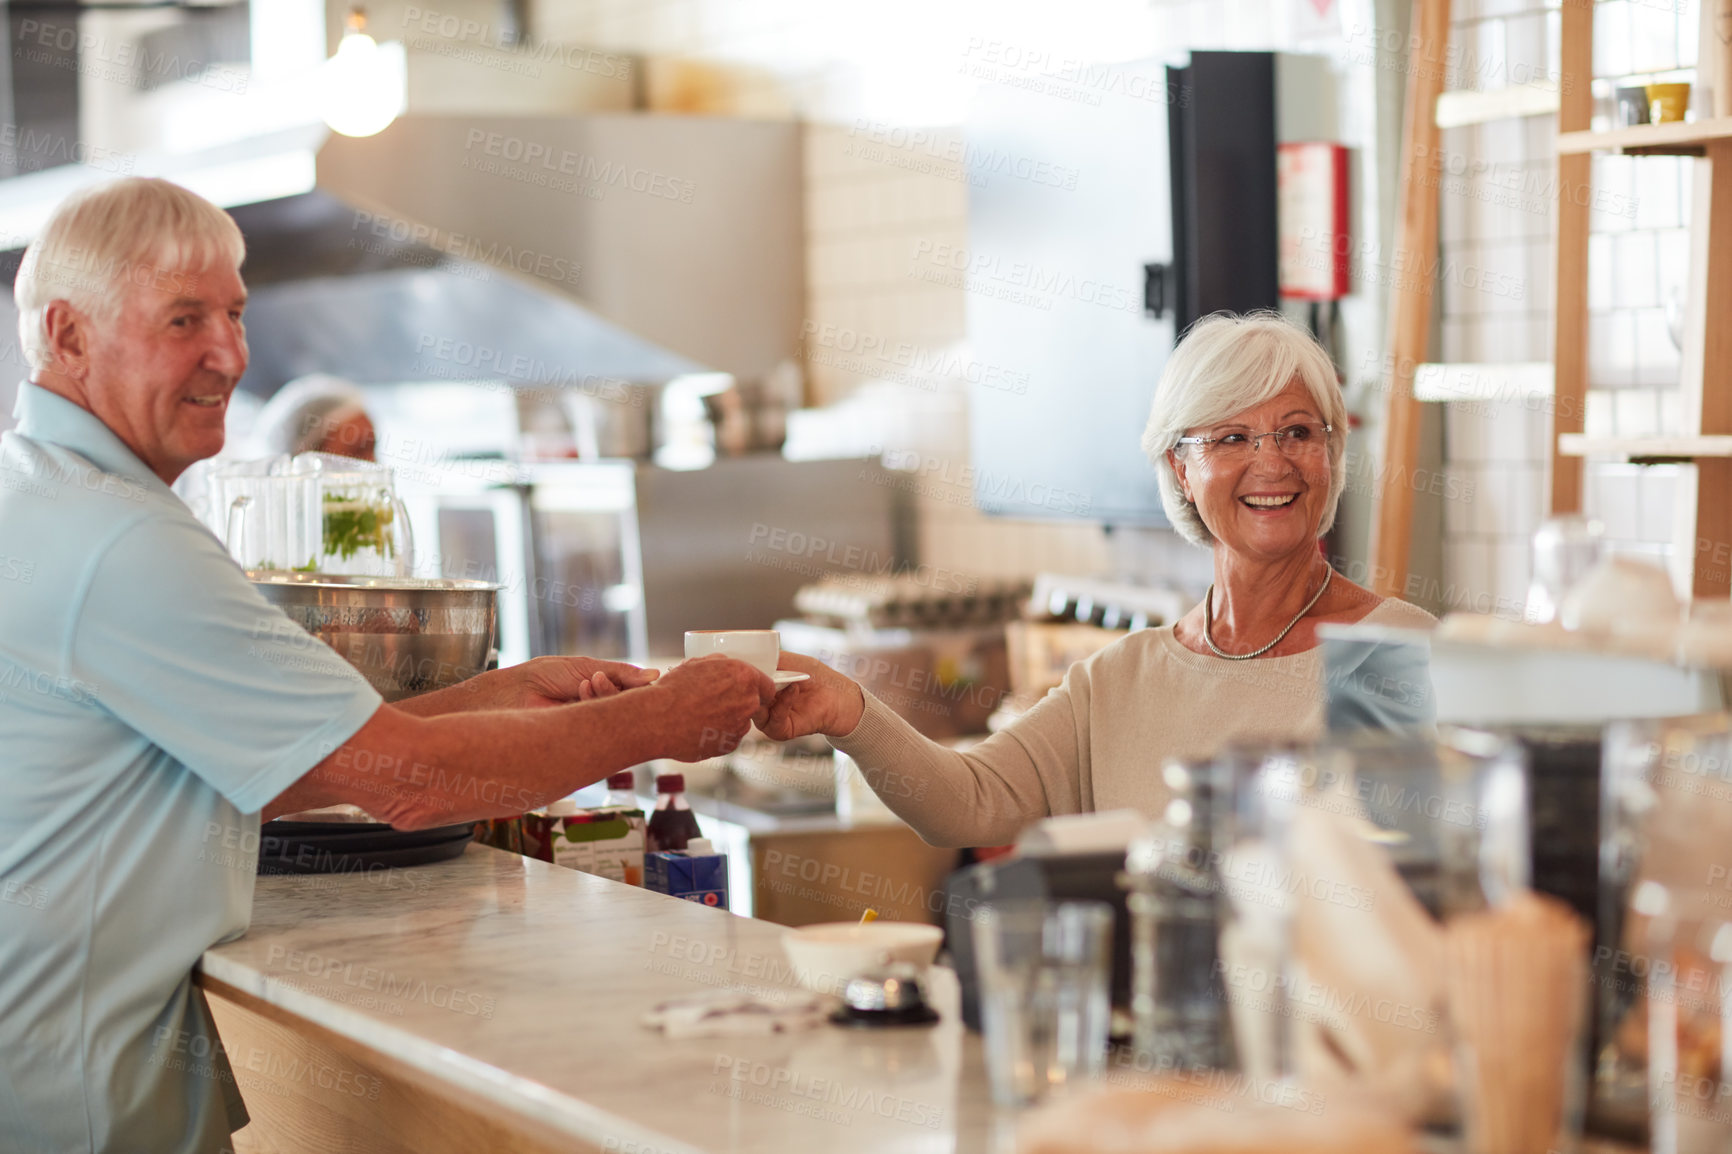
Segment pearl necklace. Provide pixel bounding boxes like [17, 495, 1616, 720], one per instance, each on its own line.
[1202, 566, 1332, 661]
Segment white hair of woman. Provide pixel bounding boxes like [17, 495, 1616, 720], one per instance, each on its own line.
[14, 176, 245, 373]
[251, 374, 369, 456]
[1140, 310, 1349, 547]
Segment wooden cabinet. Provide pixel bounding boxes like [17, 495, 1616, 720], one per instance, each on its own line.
[747, 823, 960, 928]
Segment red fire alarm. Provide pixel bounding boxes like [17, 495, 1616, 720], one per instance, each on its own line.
[1277, 142, 1350, 301]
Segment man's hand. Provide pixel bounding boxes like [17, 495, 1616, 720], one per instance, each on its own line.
[513, 656, 658, 708]
[755, 651, 866, 741]
[640, 655, 777, 762]
[394, 656, 659, 716]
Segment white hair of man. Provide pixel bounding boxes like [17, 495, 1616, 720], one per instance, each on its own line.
[1140, 310, 1349, 548]
[14, 176, 245, 374]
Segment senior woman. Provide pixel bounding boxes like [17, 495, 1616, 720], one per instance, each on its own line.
[755, 311, 1435, 847]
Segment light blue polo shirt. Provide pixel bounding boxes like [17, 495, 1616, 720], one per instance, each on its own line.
[0, 382, 383, 1153]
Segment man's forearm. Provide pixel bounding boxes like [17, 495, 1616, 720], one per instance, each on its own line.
[261, 773, 348, 823]
[302, 689, 675, 830]
[389, 672, 498, 717]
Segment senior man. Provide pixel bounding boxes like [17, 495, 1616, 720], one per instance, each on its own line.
[0, 178, 775, 1153]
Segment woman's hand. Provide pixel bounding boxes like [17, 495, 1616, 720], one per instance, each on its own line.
[755, 651, 866, 741]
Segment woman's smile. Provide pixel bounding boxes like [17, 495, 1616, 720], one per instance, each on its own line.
[1240, 492, 1299, 510]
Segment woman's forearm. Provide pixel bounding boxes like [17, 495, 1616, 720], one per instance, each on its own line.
[833, 694, 1057, 848]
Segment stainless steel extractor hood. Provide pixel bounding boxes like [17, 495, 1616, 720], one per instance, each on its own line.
[315, 114, 805, 384]
[226, 190, 705, 395]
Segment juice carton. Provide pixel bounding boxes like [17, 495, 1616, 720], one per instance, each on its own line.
[645, 840, 729, 909]
[555, 808, 645, 886]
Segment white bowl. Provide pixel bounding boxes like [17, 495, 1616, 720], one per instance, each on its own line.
[781, 922, 943, 994]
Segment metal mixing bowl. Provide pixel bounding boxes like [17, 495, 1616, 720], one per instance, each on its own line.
[249, 572, 500, 702]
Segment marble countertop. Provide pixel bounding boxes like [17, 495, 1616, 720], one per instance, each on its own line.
[200, 844, 1011, 1154]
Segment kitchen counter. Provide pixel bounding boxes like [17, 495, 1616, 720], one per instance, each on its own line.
[198, 843, 1004, 1154]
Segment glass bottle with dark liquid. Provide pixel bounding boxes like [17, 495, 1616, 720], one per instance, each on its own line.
[645, 773, 703, 852]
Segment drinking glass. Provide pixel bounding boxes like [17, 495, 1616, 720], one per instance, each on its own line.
[1526, 514, 1605, 625]
[975, 900, 1113, 1107]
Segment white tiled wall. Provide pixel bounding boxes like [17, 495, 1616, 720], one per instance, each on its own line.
[1436, 0, 1698, 616]
[801, 125, 968, 407]
[799, 122, 1122, 580]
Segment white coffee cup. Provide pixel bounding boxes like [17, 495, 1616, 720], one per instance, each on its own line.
[684, 629, 779, 677]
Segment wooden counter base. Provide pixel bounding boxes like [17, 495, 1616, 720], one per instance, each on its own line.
[199, 845, 978, 1154]
[204, 976, 588, 1154]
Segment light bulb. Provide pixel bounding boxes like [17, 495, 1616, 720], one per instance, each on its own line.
[321, 18, 405, 138]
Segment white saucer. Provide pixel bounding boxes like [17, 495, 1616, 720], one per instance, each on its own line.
[669, 660, 809, 687]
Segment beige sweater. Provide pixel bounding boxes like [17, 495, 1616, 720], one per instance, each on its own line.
[832, 599, 1437, 847]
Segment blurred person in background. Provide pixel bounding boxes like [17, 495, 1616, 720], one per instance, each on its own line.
[251, 371, 376, 461]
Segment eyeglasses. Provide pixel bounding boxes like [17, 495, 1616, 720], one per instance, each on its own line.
[1173, 421, 1333, 463]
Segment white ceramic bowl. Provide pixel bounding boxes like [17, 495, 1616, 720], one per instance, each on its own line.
[781, 922, 943, 994]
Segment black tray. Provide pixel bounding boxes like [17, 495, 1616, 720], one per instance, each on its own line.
[260, 821, 474, 853]
[256, 823, 474, 875]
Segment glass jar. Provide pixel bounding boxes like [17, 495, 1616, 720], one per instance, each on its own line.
[300, 453, 414, 577]
[1597, 715, 1732, 1137]
[1646, 891, 1732, 1154]
[1125, 756, 1234, 1073]
[1323, 726, 1529, 920]
[1210, 746, 1308, 1085]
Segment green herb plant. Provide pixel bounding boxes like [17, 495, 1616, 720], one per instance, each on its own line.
[322, 492, 396, 562]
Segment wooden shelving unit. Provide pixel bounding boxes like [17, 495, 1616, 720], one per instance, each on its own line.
[1435, 81, 1560, 129]
[1557, 116, 1732, 156]
[1551, 0, 1732, 597]
[1557, 434, 1732, 463]
[1370, 0, 1454, 598]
